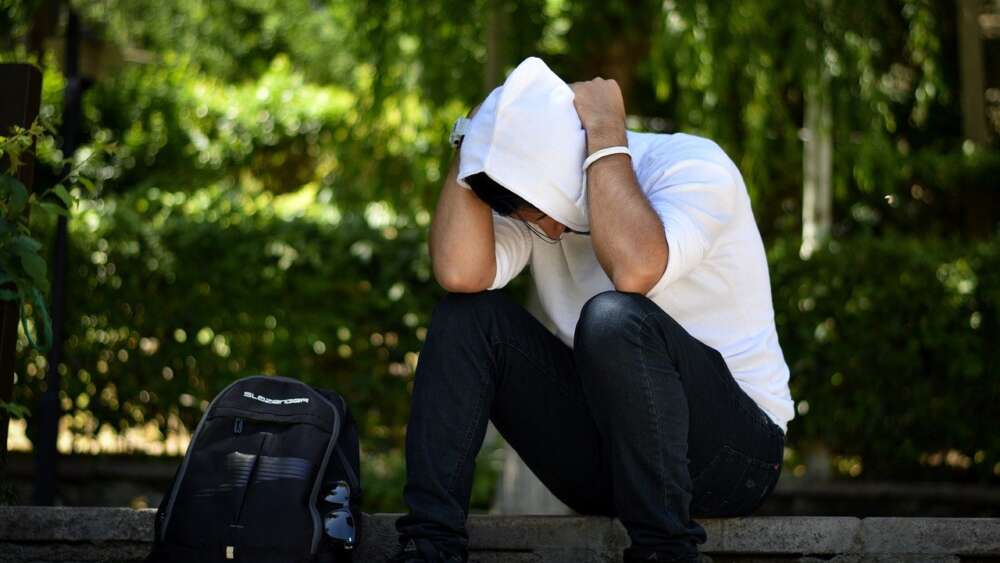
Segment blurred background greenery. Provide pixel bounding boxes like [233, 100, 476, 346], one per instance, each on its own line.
[1, 0, 998, 512]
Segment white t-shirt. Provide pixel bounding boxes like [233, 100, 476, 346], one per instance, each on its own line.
[486, 130, 795, 432]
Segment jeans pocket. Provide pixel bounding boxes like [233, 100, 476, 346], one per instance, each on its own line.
[690, 444, 781, 518]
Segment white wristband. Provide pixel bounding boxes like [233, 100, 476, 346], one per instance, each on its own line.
[582, 146, 631, 171]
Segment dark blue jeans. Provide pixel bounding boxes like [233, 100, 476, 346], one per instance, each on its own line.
[396, 290, 784, 560]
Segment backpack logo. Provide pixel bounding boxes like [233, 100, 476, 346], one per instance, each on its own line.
[243, 391, 310, 405]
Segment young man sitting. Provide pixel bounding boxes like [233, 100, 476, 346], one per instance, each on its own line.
[390, 57, 793, 563]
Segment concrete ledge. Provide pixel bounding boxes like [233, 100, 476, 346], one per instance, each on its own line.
[1, 507, 999, 562]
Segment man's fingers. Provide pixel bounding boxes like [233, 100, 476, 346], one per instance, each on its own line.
[569, 78, 619, 94]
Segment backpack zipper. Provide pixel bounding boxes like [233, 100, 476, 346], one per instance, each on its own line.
[225, 433, 267, 561]
[234, 434, 267, 522]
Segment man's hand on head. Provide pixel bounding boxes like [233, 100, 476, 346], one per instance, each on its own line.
[569, 78, 628, 152]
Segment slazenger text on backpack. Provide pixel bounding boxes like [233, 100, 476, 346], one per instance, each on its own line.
[243, 391, 310, 405]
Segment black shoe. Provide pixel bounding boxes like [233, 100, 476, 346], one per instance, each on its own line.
[385, 541, 421, 563]
[387, 538, 466, 563]
[623, 546, 703, 563]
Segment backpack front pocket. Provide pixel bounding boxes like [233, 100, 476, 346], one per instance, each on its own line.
[166, 415, 327, 556]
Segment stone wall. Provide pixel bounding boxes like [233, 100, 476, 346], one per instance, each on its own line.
[2, 507, 1000, 562]
[8, 452, 1000, 517]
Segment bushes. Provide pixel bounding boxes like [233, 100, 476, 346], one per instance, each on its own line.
[18, 187, 435, 448]
[14, 187, 999, 512]
[770, 235, 1000, 482]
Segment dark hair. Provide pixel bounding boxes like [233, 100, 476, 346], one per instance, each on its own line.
[465, 172, 535, 216]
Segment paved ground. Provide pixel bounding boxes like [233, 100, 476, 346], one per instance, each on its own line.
[1, 507, 999, 562]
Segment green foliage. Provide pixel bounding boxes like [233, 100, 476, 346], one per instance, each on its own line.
[14, 183, 434, 450]
[643, 0, 955, 235]
[0, 0, 44, 47]
[11, 0, 988, 235]
[1, 116, 114, 354]
[771, 234, 1000, 481]
[1, 124, 56, 352]
[72, 0, 359, 85]
[351, 0, 548, 108]
[70, 48, 463, 219]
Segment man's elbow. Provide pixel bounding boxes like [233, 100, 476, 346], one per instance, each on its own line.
[611, 273, 658, 295]
[434, 269, 493, 294]
[610, 259, 667, 295]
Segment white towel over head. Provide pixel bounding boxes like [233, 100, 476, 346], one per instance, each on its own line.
[457, 57, 589, 232]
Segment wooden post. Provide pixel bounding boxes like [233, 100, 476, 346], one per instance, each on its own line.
[958, 0, 989, 145]
[0, 63, 43, 502]
[34, 7, 86, 507]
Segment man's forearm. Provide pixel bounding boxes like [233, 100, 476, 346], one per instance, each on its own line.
[428, 155, 496, 292]
[585, 123, 668, 294]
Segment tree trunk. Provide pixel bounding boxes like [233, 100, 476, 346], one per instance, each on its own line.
[959, 0, 989, 145]
[801, 71, 833, 258]
[484, 0, 505, 91]
[24, 0, 60, 58]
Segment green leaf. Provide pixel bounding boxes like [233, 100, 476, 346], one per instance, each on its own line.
[51, 184, 74, 209]
[18, 251, 47, 288]
[0, 175, 28, 215]
[21, 285, 51, 352]
[0, 288, 17, 301]
[0, 400, 31, 419]
[77, 176, 96, 193]
[6, 151, 21, 172]
[11, 235, 42, 255]
[38, 201, 70, 217]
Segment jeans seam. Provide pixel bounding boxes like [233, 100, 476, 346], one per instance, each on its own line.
[636, 309, 669, 513]
[443, 338, 494, 501]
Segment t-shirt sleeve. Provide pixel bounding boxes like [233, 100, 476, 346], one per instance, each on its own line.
[643, 159, 738, 297]
[487, 212, 533, 290]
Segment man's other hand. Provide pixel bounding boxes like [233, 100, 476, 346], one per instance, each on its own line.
[569, 78, 627, 132]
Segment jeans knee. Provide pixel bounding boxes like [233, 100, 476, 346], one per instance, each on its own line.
[416, 292, 510, 393]
[574, 291, 649, 349]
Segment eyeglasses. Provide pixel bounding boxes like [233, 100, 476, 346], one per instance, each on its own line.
[520, 218, 561, 244]
[516, 211, 590, 244]
[321, 480, 356, 549]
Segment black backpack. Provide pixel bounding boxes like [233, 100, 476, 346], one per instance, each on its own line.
[147, 375, 362, 563]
